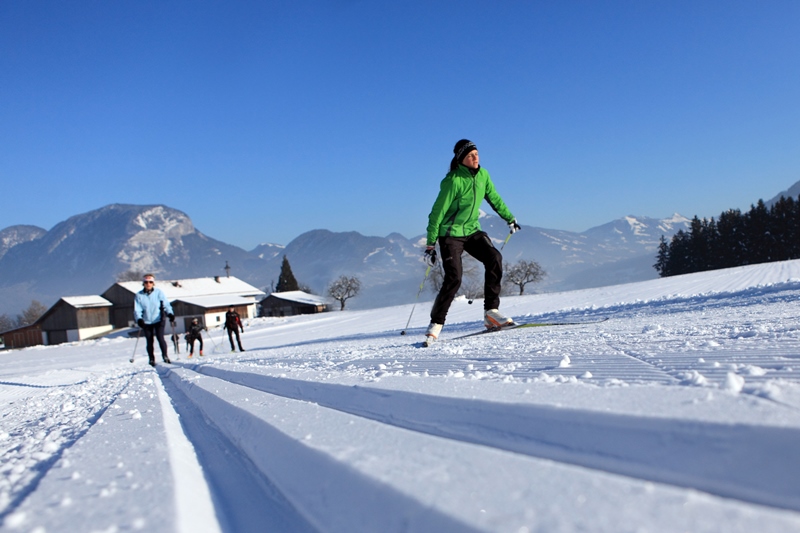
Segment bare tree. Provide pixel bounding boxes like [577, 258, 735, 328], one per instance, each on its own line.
[460, 278, 484, 303]
[503, 260, 546, 295]
[0, 313, 14, 333]
[428, 255, 481, 296]
[117, 269, 145, 282]
[298, 284, 315, 294]
[16, 300, 48, 327]
[327, 276, 361, 310]
[428, 262, 445, 293]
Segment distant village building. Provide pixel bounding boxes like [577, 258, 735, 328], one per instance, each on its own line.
[102, 276, 265, 333]
[1, 296, 113, 349]
[171, 295, 255, 332]
[260, 291, 331, 317]
[1, 276, 266, 350]
[1, 323, 43, 350]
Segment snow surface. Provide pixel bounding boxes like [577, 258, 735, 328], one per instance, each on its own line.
[3, 260, 800, 532]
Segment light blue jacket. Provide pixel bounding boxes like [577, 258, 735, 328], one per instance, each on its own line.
[134, 288, 174, 325]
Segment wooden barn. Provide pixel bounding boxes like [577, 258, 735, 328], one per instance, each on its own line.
[260, 291, 331, 317]
[1, 323, 44, 349]
[39, 296, 114, 345]
[1, 296, 113, 349]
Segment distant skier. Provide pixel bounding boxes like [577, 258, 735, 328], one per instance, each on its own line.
[133, 274, 175, 366]
[186, 317, 207, 358]
[423, 139, 520, 346]
[224, 306, 245, 352]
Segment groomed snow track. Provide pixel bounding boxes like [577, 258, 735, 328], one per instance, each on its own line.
[150, 358, 800, 533]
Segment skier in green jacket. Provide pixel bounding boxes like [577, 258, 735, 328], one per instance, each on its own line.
[423, 139, 521, 345]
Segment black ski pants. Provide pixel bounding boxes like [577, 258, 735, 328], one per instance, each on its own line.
[227, 327, 244, 351]
[430, 231, 503, 325]
[142, 320, 169, 362]
[188, 335, 203, 354]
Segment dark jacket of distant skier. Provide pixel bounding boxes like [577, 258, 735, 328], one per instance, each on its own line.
[224, 308, 245, 352]
[186, 320, 207, 355]
[224, 310, 243, 332]
[186, 321, 206, 341]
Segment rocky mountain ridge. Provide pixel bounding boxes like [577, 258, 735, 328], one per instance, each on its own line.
[0, 203, 694, 315]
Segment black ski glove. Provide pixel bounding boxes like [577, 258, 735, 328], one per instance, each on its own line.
[423, 247, 437, 266]
[137, 319, 145, 329]
[508, 219, 521, 234]
[167, 313, 175, 321]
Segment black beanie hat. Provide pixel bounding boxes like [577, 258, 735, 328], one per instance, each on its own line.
[453, 139, 477, 163]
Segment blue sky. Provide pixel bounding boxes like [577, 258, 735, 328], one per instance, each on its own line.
[2, 1, 799, 250]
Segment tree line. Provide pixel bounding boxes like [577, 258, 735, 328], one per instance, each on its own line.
[654, 196, 800, 277]
[0, 300, 48, 335]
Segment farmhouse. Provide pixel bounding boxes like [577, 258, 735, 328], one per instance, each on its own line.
[260, 291, 331, 317]
[1, 296, 113, 349]
[102, 276, 265, 333]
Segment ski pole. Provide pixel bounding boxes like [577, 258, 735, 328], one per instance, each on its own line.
[217, 327, 227, 353]
[500, 230, 513, 252]
[129, 327, 141, 363]
[170, 320, 178, 359]
[206, 329, 218, 352]
[400, 265, 431, 335]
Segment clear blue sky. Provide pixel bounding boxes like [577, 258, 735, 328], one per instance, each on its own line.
[2, 1, 799, 249]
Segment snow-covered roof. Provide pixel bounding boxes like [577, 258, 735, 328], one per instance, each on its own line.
[174, 295, 256, 309]
[266, 290, 331, 306]
[61, 296, 113, 308]
[116, 275, 265, 300]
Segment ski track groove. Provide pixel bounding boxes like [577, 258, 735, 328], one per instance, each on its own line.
[609, 346, 800, 411]
[159, 361, 800, 517]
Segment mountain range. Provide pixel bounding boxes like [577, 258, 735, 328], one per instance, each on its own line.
[1, 179, 797, 316]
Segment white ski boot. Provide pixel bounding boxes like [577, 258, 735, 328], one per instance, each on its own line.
[424, 323, 443, 347]
[484, 309, 514, 330]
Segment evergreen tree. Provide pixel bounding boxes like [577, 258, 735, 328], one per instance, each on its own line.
[744, 200, 772, 264]
[716, 209, 744, 269]
[687, 216, 709, 273]
[770, 196, 797, 260]
[654, 236, 670, 277]
[655, 193, 800, 278]
[275, 256, 300, 292]
[666, 230, 691, 276]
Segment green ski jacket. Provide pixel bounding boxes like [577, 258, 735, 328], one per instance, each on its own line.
[426, 165, 514, 246]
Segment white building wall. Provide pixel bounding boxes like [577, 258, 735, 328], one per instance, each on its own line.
[77, 324, 114, 340]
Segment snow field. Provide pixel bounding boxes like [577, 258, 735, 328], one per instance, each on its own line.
[3, 259, 800, 531]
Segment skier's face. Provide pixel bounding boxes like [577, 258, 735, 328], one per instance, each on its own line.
[461, 149, 479, 170]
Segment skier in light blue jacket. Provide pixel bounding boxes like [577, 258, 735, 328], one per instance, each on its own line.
[134, 273, 175, 367]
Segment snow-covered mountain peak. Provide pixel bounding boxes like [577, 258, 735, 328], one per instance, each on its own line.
[130, 205, 195, 237]
[656, 213, 690, 233]
[0, 225, 46, 260]
[623, 216, 650, 236]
